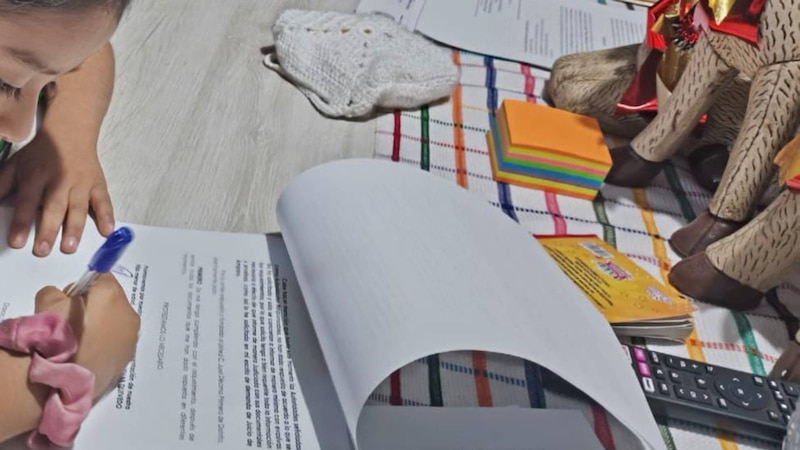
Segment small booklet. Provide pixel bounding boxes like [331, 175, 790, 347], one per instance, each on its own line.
[0, 160, 665, 450]
[536, 235, 695, 341]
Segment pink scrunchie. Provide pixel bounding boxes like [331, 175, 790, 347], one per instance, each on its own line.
[0, 312, 95, 449]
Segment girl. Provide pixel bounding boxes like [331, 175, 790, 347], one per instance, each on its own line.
[0, 0, 124, 258]
[0, 0, 140, 445]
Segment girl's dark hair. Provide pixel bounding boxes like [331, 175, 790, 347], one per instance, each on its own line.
[0, 0, 131, 17]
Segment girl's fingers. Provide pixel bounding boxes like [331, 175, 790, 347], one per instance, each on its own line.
[8, 179, 46, 252]
[61, 190, 90, 254]
[35, 188, 70, 257]
[89, 185, 114, 236]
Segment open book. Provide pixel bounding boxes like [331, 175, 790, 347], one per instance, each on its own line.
[0, 160, 665, 450]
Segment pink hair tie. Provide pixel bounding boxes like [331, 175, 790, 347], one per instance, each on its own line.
[0, 312, 95, 449]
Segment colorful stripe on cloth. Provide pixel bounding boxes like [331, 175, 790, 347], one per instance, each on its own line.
[367, 45, 798, 450]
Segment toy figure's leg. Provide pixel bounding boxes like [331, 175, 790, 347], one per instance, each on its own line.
[670, 62, 800, 256]
[669, 190, 800, 310]
[770, 341, 800, 384]
[546, 44, 649, 138]
[606, 36, 738, 187]
[685, 76, 750, 192]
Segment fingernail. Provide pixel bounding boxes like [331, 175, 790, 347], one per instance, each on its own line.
[10, 234, 25, 248]
[37, 241, 50, 255]
[64, 237, 77, 251]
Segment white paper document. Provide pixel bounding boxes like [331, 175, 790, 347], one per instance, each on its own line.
[0, 159, 664, 450]
[0, 218, 324, 449]
[355, 0, 427, 29]
[358, 0, 648, 69]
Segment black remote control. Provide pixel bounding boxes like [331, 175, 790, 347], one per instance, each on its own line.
[623, 344, 800, 444]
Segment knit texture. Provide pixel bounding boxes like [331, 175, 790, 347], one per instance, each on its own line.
[264, 9, 459, 118]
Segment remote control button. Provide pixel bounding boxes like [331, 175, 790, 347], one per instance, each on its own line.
[674, 386, 688, 399]
[649, 351, 661, 365]
[751, 391, 768, 409]
[718, 398, 728, 409]
[738, 399, 757, 410]
[732, 385, 751, 400]
[785, 414, 792, 425]
[676, 387, 712, 405]
[665, 356, 681, 369]
[670, 371, 682, 384]
[716, 377, 765, 410]
[696, 376, 709, 390]
[665, 356, 702, 374]
[658, 382, 670, 395]
[705, 365, 715, 375]
[769, 379, 780, 390]
[638, 362, 651, 377]
[775, 390, 786, 402]
[784, 382, 799, 398]
[753, 376, 764, 386]
[779, 402, 791, 413]
[654, 368, 666, 380]
[622, 346, 632, 364]
[768, 410, 780, 421]
[642, 377, 655, 394]
[633, 348, 647, 362]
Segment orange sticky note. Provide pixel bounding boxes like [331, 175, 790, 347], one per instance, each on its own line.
[501, 100, 611, 166]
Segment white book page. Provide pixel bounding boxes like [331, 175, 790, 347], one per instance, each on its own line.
[415, 0, 647, 68]
[0, 215, 330, 450]
[276, 159, 665, 450]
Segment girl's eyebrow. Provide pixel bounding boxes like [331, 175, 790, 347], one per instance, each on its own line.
[8, 48, 60, 76]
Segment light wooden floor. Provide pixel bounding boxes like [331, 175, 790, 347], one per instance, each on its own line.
[103, 0, 373, 234]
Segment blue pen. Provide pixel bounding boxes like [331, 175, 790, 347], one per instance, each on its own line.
[66, 227, 134, 297]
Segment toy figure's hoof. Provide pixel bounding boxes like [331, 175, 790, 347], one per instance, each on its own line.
[669, 253, 763, 311]
[669, 211, 744, 257]
[770, 340, 800, 384]
[687, 144, 729, 193]
[605, 145, 665, 187]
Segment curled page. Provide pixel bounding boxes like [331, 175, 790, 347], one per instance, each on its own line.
[276, 159, 665, 450]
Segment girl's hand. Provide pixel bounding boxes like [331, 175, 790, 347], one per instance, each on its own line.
[34, 273, 140, 396]
[0, 132, 115, 257]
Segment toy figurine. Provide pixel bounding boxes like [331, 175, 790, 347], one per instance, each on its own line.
[549, 0, 799, 281]
[606, 0, 799, 259]
[546, 0, 751, 192]
[548, 0, 800, 380]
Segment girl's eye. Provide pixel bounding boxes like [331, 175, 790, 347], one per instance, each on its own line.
[0, 80, 21, 99]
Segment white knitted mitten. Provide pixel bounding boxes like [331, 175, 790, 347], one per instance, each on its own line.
[264, 9, 459, 118]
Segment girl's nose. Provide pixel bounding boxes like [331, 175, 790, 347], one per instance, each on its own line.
[0, 94, 38, 144]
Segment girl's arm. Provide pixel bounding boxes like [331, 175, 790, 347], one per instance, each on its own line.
[1, 42, 117, 257]
[0, 274, 140, 444]
[0, 351, 47, 442]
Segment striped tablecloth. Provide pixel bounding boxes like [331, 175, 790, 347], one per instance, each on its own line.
[363, 25, 800, 450]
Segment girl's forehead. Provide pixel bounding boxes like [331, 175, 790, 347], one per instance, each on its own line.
[0, 8, 116, 76]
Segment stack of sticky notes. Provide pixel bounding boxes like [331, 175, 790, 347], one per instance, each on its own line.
[487, 100, 612, 200]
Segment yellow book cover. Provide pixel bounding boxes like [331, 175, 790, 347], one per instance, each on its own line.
[535, 235, 695, 324]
